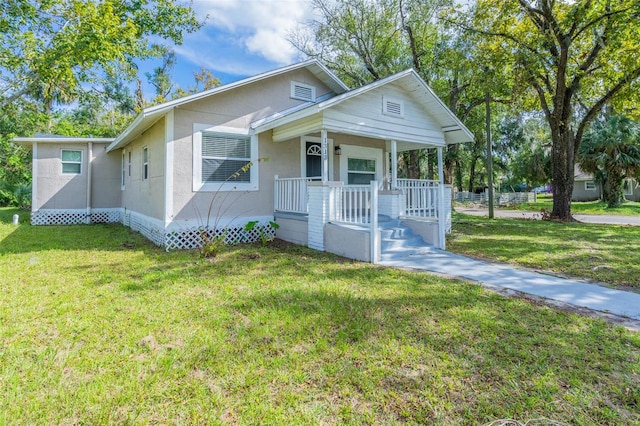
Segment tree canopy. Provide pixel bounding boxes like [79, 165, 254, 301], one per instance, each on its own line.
[462, 0, 640, 219]
[0, 0, 202, 110]
[0, 0, 204, 207]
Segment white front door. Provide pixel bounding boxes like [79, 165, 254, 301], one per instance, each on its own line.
[339, 145, 383, 185]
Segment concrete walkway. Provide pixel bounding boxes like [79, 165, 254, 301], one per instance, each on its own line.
[379, 247, 640, 328]
[457, 208, 640, 226]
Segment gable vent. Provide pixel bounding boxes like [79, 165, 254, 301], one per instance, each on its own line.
[291, 81, 316, 102]
[383, 96, 404, 117]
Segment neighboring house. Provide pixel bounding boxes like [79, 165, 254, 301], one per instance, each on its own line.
[573, 165, 640, 202]
[16, 59, 473, 262]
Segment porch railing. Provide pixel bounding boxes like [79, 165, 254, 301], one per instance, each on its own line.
[396, 178, 439, 219]
[329, 181, 379, 262]
[274, 176, 314, 214]
[333, 184, 374, 225]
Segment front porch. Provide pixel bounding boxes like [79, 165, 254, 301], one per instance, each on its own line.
[251, 69, 473, 263]
[273, 176, 452, 263]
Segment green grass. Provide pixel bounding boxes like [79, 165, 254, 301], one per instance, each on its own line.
[1, 207, 639, 424]
[508, 194, 640, 216]
[448, 213, 640, 289]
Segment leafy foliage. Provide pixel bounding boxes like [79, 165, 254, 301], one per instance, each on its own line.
[461, 0, 640, 219]
[0, 0, 202, 110]
[579, 115, 640, 207]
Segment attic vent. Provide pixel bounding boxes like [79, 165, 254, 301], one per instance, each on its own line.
[291, 81, 316, 102]
[383, 96, 404, 117]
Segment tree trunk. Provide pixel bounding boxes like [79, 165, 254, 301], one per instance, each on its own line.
[427, 150, 435, 180]
[550, 124, 575, 220]
[443, 145, 457, 185]
[603, 172, 625, 207]
[407, 150, 421, 179]
[468, 157, 477, 193]
[454, 158, 463, 191]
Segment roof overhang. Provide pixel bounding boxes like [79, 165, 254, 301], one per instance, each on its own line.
[14, 137, 114, 149]
[252, 69, 474, 147]
[106, 59, 350, 152]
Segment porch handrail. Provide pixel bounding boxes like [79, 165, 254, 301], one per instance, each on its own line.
[333, 184, 373, 225]
[274, 176, 315, 214]
[329, 181, 379, 262]
[396, 178, 439, 219]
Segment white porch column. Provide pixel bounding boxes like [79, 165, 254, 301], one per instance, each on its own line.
[370, 180, 379, 263]
[390, 140, 398, 190]
[321, 129, 329, 182]
[437, 146, 446, 250]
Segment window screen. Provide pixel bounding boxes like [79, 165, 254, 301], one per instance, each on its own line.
[61, 150, 82, 174]
[202, 132, 251, 183]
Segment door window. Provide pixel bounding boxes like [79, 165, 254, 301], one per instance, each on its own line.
[306, 142, 322, 179]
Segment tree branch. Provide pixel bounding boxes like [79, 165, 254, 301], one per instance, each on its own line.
[575, 65, 640, 155]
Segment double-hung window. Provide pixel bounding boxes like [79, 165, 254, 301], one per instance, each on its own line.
[61, 149, 82, 174]
[347, 158, 376, 185]
[121, 151, 126, 189]
[142, 146, 148, 180]
[193, 124, 258, 191]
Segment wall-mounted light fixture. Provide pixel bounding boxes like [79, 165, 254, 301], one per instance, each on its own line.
[334, 146, 341, 155]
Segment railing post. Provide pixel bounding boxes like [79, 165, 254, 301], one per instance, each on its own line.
[437, 147, 446, 250]
[391, 140, 397, 190]
[274, 175, 279, 213]
[370, 180, 379, 264]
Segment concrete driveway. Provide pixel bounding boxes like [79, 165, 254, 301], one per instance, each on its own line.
[456, 208, 640, 226]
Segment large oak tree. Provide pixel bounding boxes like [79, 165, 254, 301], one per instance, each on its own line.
[467, 0, 640, 220]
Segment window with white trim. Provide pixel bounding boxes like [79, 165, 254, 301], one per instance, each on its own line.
[142, 146, 148, 180]
[623, 179, 634, 196]
[61, 149, 82, 174]
[291, 81, 316, 102]
[193, 124, 259, 192]
[201, 132, 251, 183]
[347, 158, 376, 185]
[128, 151, 132, 176]
[585, 181, 596, 191]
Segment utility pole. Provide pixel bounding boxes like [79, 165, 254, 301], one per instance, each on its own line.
[485, 84, 494, 219]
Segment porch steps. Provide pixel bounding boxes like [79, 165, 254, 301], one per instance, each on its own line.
[378, 216, 436, 261]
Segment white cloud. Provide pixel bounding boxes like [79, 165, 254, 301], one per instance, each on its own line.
[192, 0, 311, 65]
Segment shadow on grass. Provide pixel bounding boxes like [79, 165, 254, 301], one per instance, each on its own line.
[193, 280, 640, 423]
[0, 206, 160, 256]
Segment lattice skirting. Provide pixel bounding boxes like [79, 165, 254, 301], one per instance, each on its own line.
[165, 223, 277, 251]
[31, 209, 122, 226]
[122, 211, 165, 247]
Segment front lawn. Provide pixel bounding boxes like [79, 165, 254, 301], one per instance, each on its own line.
[1, 207, 639, 424]
[448, 213, 640, 289]
[509, 194, 640, 216]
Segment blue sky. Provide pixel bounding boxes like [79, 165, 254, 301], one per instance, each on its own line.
[139, 0, 314, 95]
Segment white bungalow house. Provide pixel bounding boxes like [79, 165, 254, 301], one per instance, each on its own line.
[16, 60, 473, 262]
